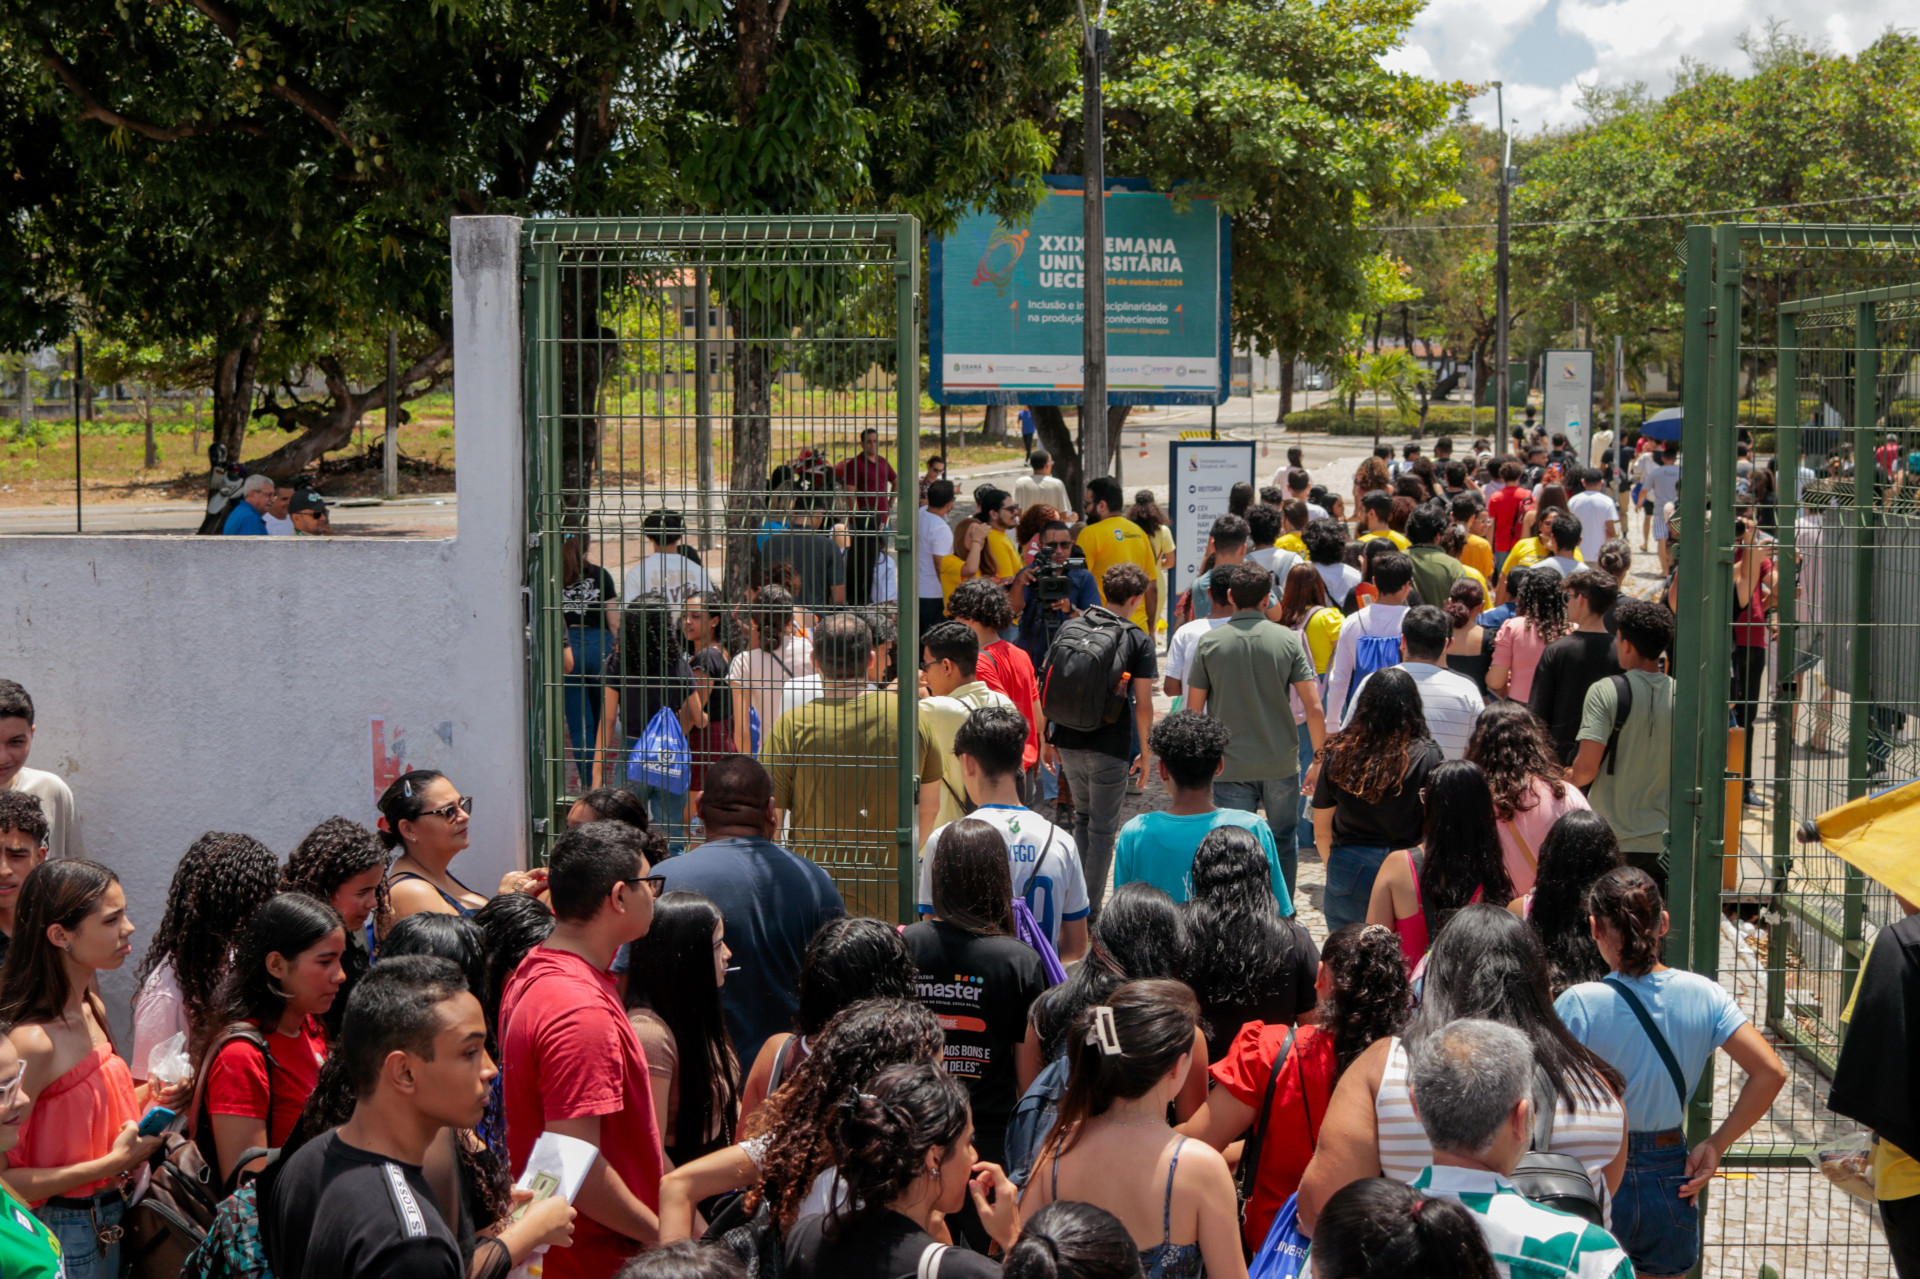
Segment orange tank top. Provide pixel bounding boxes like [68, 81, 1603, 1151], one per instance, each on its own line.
[12, 1040, 141, 1203]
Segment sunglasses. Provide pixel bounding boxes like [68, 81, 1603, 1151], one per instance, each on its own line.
[0, 1060, 23, 1112]
[623, 875, 668, 899]
[422, 796, 475, 821]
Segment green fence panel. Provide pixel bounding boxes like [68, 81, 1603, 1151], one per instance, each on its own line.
[521, 216, 924, 922]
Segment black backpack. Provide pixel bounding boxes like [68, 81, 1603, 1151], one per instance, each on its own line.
[1508, 1072, 1606, 1226]
[1038, 606, 1133, 732]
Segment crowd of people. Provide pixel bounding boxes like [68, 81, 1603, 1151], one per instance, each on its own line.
[1, 417, 1897, 1279]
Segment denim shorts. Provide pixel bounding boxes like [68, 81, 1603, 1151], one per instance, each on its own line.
[1611, 1129, 1699, 1277]
[1322, 844, 1391, 932]
[36, 1191, 124, 1279]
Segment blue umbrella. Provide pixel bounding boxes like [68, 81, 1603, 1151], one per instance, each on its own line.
[1639, 407, 1683, 443]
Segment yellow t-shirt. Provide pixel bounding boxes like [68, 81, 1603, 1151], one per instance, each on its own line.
[1503, 538, 1583, 574]
[1077, 517, 1158, 628]
[937, 553, 965, 602]
[985, 528, 1022, 580]
[1463, 564, 1492, 599]
[1461, 534, 1495, 580]
[1360, 529, 1411, 551]
[1299, 605, 1344, 674]
[1277, 532, 1309, 558]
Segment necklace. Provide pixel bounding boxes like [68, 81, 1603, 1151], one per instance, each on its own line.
[1096, 1111, 1168, 1129]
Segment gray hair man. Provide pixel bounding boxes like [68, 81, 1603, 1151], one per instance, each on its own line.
[1406, 1019, 1632, 1279]
[223, 473, 278, 536]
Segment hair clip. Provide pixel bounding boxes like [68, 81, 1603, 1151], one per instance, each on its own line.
[401, 776, 413, 798]
[1086, 1005, 1122, 1057]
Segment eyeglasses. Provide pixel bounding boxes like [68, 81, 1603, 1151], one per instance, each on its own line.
[422, 796, 475, 821]
[0, 1061, 24, 1111]
[918, 657, 945, 671]
[623, 875, 668, 898]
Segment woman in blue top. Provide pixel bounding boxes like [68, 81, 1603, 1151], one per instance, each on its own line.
[1555, 867, 1786, 1279]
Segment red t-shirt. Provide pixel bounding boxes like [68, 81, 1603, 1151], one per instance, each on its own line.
[836, 454, 899, 515]
[976, 640, 1041, 769]
[1488, 485, 1533, 552]
[501, 945, 663, 1279]
[204, 1017, 327, 1148]
[1209, 1021, 1335, 1252]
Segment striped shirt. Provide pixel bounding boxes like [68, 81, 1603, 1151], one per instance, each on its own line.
[1374, 1039, 1625, 1210]
[1409, 1166, 1633, 1279]
[1345, 661, 1485, 759]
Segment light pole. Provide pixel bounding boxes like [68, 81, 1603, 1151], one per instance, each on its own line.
[1493, 82, 1511, 447]
[1076, 0, 1109, 481]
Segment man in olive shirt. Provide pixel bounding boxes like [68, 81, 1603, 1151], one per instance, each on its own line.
[1405, 502, 1469, 610]
[1185, 563, 1329, 898]
[767, 613, 941, 918]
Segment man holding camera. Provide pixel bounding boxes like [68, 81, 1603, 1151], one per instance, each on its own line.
[1010, 520, 1100, 669]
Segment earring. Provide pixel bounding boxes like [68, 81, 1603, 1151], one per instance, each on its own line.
[268, 983, 293, 1000]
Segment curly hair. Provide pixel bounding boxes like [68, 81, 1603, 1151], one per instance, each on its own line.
[1147, 711, 1231, 791]
[138, 832, 280, 1049]
[946, 577, 1015, 631]
[1319, 924, 1412, 1075]
[1528, 811, 1623, 997]
[1323, 667, 1431, 803]
[283, 817, 392, 934]
[1466, 701, 1569, 822]
[825, 1063, 971, 1236]
[1182, 828, 1313, 1053]
[1510, 566, 1570, 644]
[743, 998, 944, 1228]
[1016, 504, 1062, 551]
[1353, 456, 1391, 497]
[794, 917, 918, 1036]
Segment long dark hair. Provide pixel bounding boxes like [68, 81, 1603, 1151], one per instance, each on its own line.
[0, 860, 121, 1029]
[1528, 811, 1623, 996]
[1587, 865, 1666, 977]
[827, 1063, 971, 1236]
[283, 817, 391, 933]
[1324, 667, 1431, 802]
[748, 584, 796, 652]
[1181, 828, 1308, 1036]
[1127, 491, 1167, 540]
[1032, 882, 1186, 1062]
[1313, 1178, 1497, 1279]
[794, 918, 918, 1037]
[1319, 923, 1412, 1075]
[1466, 701, 1569, 821]
[624, 891, 739, 1154]
[375, 768, 449, 853]
[474, 891, 555, 1039]
[1410, 904, 1623, 1110]
[1004, 1202, 1144, 1279]
[1044, 979, 1198, 1163]
[139, 833, 279, 1051]
[622, 591, 683, 680]
[196, 893, 344, 1065]
[1419, 761, 1515, 924]
[744, 998, 944, 1228]
[929, 817, 1015, 937]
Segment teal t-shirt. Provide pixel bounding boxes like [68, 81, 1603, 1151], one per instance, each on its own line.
[1112, 808, 1293, 915]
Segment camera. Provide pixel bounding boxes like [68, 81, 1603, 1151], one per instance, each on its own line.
[1030, 543, 1084, 603]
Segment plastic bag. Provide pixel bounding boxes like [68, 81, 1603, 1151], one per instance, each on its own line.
[627, 707, 691, 794]
[1819, 1147, 1876, 1202]
[147, 1030, 193, 1090]
[1248, 1192, 1310, 1279]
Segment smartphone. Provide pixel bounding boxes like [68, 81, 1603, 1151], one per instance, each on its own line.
[137, 1107, 177, 1139]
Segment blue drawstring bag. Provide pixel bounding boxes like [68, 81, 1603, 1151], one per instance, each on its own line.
[628, 707, 692, 794]
[748, 705, 762, 757]
[1248, 1193, 1311, 1279]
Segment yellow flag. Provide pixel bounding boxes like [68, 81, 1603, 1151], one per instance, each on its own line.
[1807, 778, 1920, 903]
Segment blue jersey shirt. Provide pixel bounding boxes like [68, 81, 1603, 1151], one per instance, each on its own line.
[223, 502, 269, 535]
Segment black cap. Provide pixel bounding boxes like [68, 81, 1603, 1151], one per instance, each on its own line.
[289, 488, 328, 515]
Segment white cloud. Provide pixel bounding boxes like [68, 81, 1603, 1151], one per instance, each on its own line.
[1394, 1, 1914, 130]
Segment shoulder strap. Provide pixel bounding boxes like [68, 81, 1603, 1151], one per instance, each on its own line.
[189, 1022, 272, 1144]
[1503, 820, 1540, 873]
[1602, 976, 1689, 1109]
[1237, 1028, 1296, 1205]
[917, 1241, 949, 1279]
[1602, 674, 1634, 776]
[768, 1034, 803, 1094]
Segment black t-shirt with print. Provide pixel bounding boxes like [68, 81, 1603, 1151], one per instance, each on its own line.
[1043, 622, 1158, 759]
[903, 920, 1047, 1166]
[562, 564, 618, 630]
[1528, 631, 1619, 765]
[785, 1211, 1000, 1279]
[264, 1131, 461, 1279]
[1312, 737, 1443, 847]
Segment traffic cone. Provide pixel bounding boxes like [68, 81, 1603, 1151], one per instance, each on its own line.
[1262, 437, 1270, 458]
[1138, 431, 1149, 459]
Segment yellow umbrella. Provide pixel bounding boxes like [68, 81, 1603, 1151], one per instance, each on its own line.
[1799, 777, 1920, 903]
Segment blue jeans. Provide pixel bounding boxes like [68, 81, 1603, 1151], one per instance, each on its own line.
[621, 755, 689, 856]
[1211, 776, 1302, 906]
[1611, 1130, 1700, 1276]
[37, 1193, 123, 1279]
[1323, 844, 1392, 931]
[1294, 722, 1316, 862]
[1057, 748, 1130, 917]
[564, 626, 611, 781]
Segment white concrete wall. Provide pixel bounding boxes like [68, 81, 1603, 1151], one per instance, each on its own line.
[0, 216, 528, 1041]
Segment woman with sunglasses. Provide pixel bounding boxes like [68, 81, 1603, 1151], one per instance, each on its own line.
[0, 1027, 65, 1279]
[381, 770, 545, 929]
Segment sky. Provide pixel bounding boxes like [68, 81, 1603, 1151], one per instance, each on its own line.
[1381, 1, 1912, 132]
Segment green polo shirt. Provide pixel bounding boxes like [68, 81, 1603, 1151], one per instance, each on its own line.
[1186, 612, 1315, 783]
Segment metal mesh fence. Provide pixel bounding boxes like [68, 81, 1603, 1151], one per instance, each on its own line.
[1676, 225, 1920, 1277]
[522, 217, 923, 920]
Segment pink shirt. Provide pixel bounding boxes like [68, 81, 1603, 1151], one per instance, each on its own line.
[1493, 618, 1552, 703]
[1496, 776, 1591, 895]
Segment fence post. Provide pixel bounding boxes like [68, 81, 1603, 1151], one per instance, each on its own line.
[1841, 300, 1877, 1000]
[1766, 313, 1799, 1034]
[895, 217, 923, 924]
[522, 236, 566, 860]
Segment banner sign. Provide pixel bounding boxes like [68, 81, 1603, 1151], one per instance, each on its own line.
[930, 179, 1231, 407]
[1542, 349, 1594, 468]
[1167, 440, 1256, 628]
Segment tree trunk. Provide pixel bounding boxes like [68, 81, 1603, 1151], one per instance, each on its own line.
[1032, 406, 1080, 510]
[725, 335, 775, 594]
[142, 384, 157, 469]
[16, 360, 31, 438]
[982, 404, 1007, 443]
[195, 316, 265, 533]
[247, 343, 453, 479]
[559, 268, 615, 530]
[1278, 358, 1294, 422]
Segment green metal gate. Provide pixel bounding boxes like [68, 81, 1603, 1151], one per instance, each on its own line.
[522, 217, 924, 921]
[1675, 223, 1920, 1276]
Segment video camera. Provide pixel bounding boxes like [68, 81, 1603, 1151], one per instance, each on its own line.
[1030, 542, 1087, 603]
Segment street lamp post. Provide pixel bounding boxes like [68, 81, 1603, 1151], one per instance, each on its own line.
[1077, 1, 1109, 481]
[1493, 81, 1511, 447]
